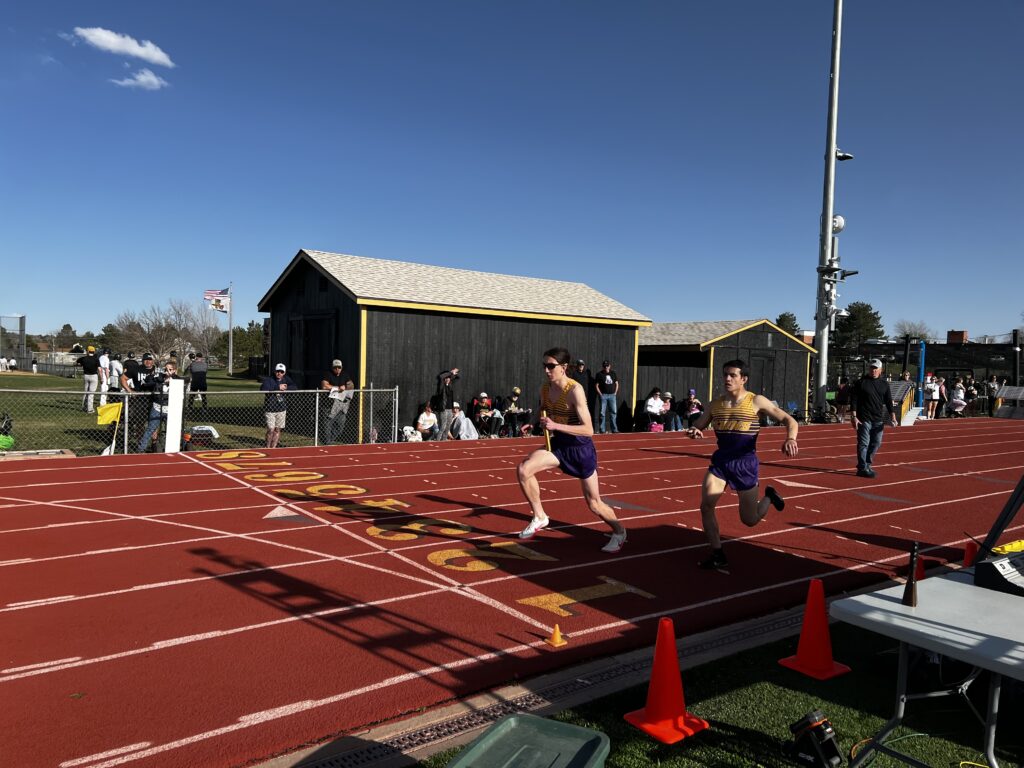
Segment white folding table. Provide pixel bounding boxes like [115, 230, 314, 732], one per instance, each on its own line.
[831, 570, 1024, 767]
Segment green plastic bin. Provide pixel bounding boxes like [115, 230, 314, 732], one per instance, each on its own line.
[445, 713, 610, 768]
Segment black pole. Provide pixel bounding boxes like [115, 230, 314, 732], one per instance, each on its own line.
[1014, 329, 1021, 386]
[902, 335, 912, 376]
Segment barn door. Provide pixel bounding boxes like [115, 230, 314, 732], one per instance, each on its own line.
[749, 353, 775, 400]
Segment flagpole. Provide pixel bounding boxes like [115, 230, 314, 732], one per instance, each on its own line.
[227, 283, 234, 377]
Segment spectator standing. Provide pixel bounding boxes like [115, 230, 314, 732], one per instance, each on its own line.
[850, 358, 898, 478]
[416, 402, 439, 440]
[77, 346, 102, 413]
[108, 354, 124, 395]
[923, 374, 939, 419]
[662, 392, 684, 431]
[936, 376, 948, 417]
[986, 374, 1001, 417]
[595, 360, 619, 434]
[320, 359, 346, 442]
[261, 363, 296, 449]
[835, 377, 852, 422]
[569, 360, 595, 422]
[98, 349, 111, 407]
[187, 352, 209, 410]
[138, 359, 181, 453]
[31, 358, 38, 374]
[435, 368, 459, 440]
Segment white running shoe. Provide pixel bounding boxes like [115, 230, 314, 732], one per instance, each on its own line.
[519, 517, 549, 539]
[601, 531, 627, 553]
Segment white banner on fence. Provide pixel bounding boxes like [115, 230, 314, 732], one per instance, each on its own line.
[164, 379, 185, 453]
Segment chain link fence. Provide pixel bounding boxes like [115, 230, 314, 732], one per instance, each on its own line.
[0, 387, 398, 456]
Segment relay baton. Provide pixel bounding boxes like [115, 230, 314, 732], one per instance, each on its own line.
[541, 410, 552, 452]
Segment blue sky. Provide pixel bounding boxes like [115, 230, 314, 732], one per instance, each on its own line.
[3, 1, 1021, 340]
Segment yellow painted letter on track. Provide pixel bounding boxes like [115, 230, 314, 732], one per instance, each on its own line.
[368, 518, 472, 542]
[215, 460, 292, 471]
[194, 450, 267, 460]
[516, 576, 655, 618]
[428, 542, 556, 572]
[244, 471, 325, 483]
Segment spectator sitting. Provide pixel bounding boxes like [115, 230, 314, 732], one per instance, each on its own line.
[949, 377, 967, 417]
[682, 388, 704, 428]
[503, 386, 533, 437]
[416, 402, 440, 440]
[661, 391, 684, 431]
[643, 387, 665, 430]
[471, 391, 503, 438]
[449, 402, 479, 440]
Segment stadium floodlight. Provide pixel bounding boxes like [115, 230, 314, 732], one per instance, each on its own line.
[835, 308, 851, 318]
[836, 149, 854, 161]
[840, 269, 859, 279]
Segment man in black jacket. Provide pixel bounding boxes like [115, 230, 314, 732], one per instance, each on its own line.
[850, 359, 898, 478]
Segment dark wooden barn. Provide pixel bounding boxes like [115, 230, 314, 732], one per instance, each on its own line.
[638, 319, 817, 419]
[257, 249, 651, 432]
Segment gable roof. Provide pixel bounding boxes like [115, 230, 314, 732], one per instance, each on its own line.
[640, 319, 817, 352]
[259, 249, 650, 325]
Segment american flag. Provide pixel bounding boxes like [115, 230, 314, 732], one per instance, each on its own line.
[203, 288, 228, 300]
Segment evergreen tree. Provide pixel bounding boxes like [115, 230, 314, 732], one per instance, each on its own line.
[774, 312, 801, 337]
[833, 301, 884, 353]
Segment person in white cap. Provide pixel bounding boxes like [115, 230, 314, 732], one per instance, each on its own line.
[261, 363, 296, 448]
[850, 358, 898, 478]
[472, 391, 503, 437]
[77, 345, 102, 413]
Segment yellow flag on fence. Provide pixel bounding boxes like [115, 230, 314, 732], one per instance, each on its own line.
[96, 402, 123, 426]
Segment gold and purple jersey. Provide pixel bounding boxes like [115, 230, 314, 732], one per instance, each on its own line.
[710, 391, 760, 457]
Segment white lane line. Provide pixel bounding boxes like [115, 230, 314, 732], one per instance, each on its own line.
[60, 742, 152, 767]
[0, 588, 447, 683]
[3, 656, 82, 673]
[179, 454, 554, 634]
[68, 522, 1018, 768]
[2, 557, 332, 613]
[7, 594, 76, 607]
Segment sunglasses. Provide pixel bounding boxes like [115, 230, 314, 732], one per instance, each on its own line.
[543, 362, 561, 370]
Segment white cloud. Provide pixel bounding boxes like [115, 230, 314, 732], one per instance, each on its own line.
[73, 26, 175, 68]
[109, 68, 170, 90]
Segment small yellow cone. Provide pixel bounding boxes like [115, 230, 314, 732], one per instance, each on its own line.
[545, 623, 568, 648]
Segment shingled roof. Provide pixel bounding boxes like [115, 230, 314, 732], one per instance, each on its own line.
[259, 249, 650, 323]
[640, 319, 816, 351]
[641, 320, 763, 347]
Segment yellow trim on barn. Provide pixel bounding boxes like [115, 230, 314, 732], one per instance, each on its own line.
[631, 328, 639, 413]
[356, 298, 651, 328]
[358, 307, 368, 443]
[699, 319, 817, 353]
[707, 346, 715, 403]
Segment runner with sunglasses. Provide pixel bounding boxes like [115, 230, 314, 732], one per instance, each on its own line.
[516, 347, 627, 553]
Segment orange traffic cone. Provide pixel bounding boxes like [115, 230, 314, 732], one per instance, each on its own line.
[624, 617, 708, 744]
[545, 624, 567, 648]
[963, 541, 979, 567]
[779, 579, 851, 680]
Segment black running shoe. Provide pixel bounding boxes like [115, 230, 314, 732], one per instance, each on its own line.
[765, 485, 785, 511]
[698, 551, 729, 570]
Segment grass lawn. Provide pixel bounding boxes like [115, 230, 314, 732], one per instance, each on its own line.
[420, 623, 1023, 767]
[0, 368, 277, 454]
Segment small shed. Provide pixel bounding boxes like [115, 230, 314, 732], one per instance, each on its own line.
[638, 319, 816, 416]
[258, 249, 651, 427]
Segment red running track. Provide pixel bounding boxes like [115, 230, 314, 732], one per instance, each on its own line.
[3, 419, 1024, 767]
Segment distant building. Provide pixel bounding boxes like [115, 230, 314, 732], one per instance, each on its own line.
[639, 319, 817, 419]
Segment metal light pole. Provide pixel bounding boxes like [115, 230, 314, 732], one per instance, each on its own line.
[813, 0, 846, 413]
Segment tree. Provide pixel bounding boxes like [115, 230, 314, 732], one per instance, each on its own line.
[833, 301, 884, 353]
[774, 312, 801, 337]
[211, 320, 266, 373]
[892, 320, 935, 341]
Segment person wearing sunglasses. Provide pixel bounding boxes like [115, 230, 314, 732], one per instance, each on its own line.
[517, 347, 627, 553]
